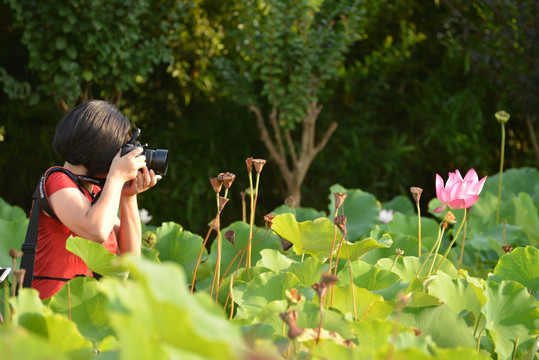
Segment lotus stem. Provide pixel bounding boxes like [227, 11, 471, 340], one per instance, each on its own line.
[496, 121, 506, 225]
[346, 244, 357, 322]
[417, 202, 422, 257]
[458, 215, 468, 269]
[415, 223, 444, 278]
[246, 172, 255, 269]
[331, 234, 345, 307]
[191, 214, 220, 293]
[435, 208, 467, 273]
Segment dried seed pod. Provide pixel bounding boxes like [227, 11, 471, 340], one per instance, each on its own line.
[142, 231, 158, 248]
[334, 214, 347, 235]
[280, 310, 304, 339]
[280, 237, 293, 251]
[333, 192, 347, 211]
[252, 158, 266, 173]
[209, 177, 223, 194]
[410, 187, 423, 203]
[264, 213, 276, 229]
[218, 172, 236, 189]
[218, 196, 229, 213]
[224, 230, 235, 246]
[444, 211, 456, 224]
[8, 248, 20, 260]
[320, 273, 338, 287]
[502, 245, 513, 253]
[245, 157, 253, 173]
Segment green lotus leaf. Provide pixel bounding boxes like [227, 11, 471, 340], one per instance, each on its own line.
[337, 260, 399, 291]
[270, 213, 337, 261]
[482, 279, 539, 360]
[376, 254, 459, 282]
[154, 221, 207, 281]
[399, 304, 476, 349]
[100, 255, 248, 360]
[512, 193, 539, 244]
[288, 256, 328, 288]
[337, 232, 393, 261]
[382, 195, 415, 216]
[239, 271, 301, 318]
[256, 248, 294, 272]
[0, 217, 27, 269]
[492, 246, 539, 296]
[65, 237, 125, 278]
[427, 272, 483, 320]
[328, 184, 380, 241]
[0, 327, 70, 360]
[48, 276, 111, 342]
[330, 284, 387, 321]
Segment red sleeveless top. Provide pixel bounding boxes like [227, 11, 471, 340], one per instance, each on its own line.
[33, 170, 118, 299]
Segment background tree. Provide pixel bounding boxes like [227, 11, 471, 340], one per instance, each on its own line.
[214, 0, 378, 205]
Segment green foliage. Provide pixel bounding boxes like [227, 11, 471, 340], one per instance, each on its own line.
[5, 0, 185, 106]
[216, 0, 368, 128]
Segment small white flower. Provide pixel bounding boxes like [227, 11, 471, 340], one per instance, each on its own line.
[378, 209, 395, 224]
[139, 208, 153, 224]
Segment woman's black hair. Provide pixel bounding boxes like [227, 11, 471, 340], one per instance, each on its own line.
[52, 100, 131, 176]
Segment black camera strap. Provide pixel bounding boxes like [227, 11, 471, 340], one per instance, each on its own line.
[19, 167, 102, 289]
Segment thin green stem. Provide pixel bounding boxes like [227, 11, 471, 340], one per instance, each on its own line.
[416, 202, 422, 257]
[435, 208, 467, 273]
[496, 122, 506, 224]
[427, 233, 443, 277]
[246, 172, 254, 269]
[415, 223, 444, 278]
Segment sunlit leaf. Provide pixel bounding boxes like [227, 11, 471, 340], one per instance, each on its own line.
[491, 246, 539, 296]
[154, 222, 206, 281]
[48, 277, 112, 342]
[65, 237, 125, 278]
[483, 279, 539, 359]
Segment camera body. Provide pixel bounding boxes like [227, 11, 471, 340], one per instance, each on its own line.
[121, 128, 169, 176]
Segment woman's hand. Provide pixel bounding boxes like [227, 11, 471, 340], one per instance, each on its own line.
[122, 165, 158, 197]
[108, 147, 147, 184]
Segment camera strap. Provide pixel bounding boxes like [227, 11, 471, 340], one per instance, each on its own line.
[19, 167, 102, 289]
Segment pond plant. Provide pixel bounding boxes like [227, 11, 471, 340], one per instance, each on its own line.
[0, 161, 538, 359]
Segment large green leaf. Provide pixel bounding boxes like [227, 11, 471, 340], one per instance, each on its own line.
[255, 248, 294, 272]
[10, 288, 93, 358]
[65, 237, 126, 278]
[48, 276, 112, 342]
[0, 217, 28, 269]
[399, 304, 476, 349]
[491, 246, 539, 297]
[270, 213, 337, 261]
[483, 279, 539, 359]
[0, 327, 70, 360]
[99, 256, 248, 360]
[154, 221, 207, 281]
[337, 232, 393, 261]
[270, 204, 327, 221]
[287, 257, 328, 288]
[376, 254, 459, 282]
[512, 193, 539, 244]
[330, 284, 388, 321]
[239, 271, 301, 319]
[337, 260, 400, 291]
[386, 212, 439, 251]
[427, 272, 483, 322]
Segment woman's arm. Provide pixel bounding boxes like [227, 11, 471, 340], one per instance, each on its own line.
[48, 148, 147, 243]
[116, 166, 157, 255]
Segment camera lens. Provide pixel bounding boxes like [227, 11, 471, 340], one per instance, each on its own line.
[143, 149, 168, 176]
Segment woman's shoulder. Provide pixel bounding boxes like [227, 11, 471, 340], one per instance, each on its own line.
[45, 168, 81, 196]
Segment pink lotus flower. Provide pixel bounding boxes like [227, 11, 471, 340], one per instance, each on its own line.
[434, 169, 487, 213]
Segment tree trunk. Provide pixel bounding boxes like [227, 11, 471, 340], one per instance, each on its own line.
[524, 114, 539, 168]
[249, 101, 337, 207]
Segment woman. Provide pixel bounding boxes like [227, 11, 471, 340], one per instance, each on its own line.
[32, 100, 158, 299]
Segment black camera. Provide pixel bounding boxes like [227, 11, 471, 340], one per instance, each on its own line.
[121, 128, 169, 176]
